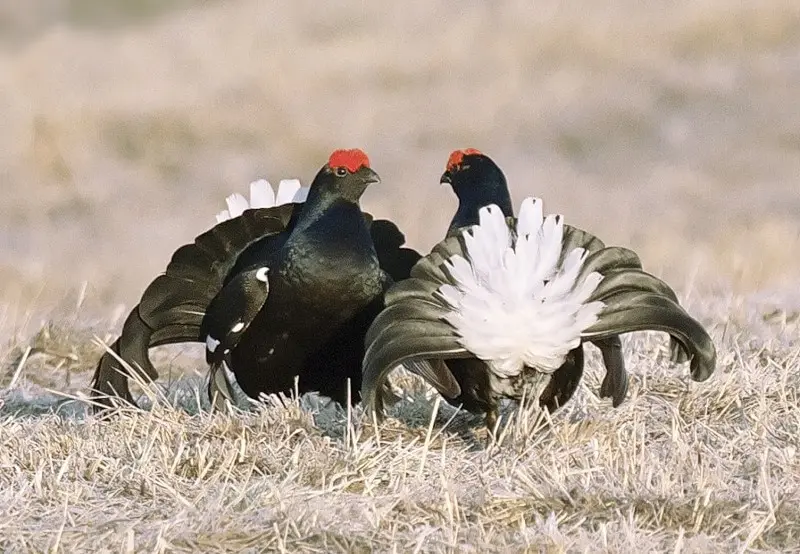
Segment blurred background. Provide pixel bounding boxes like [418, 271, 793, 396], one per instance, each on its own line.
[1, 0, 799, 342]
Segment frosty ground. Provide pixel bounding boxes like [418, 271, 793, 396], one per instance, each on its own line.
[1, 0, 799, 552]
[1, 287, 798, 552]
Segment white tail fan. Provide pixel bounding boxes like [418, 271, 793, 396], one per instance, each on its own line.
[437, 197, 605, 378]
[216, 178, 310, 223]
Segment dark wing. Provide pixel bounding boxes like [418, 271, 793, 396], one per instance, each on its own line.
[367, 218, 422, 282]
[200, 265, 271, 409]
[563, 224, 689, 406]
[200, 266, 271, 366]
[403, 359, 462, 398]
[91, 307, 152, 406]
[361, 235, 472, 419]
[581, 253, 717, 382]
[90, 203, 299, 409]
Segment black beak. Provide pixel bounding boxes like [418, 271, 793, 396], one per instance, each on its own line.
[360, 167, 381, 185]
[440, 170, 452, 185]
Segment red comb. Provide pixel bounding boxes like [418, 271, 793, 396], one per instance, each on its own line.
[328, 149, 370, 173]
[446, 148, 482, 171]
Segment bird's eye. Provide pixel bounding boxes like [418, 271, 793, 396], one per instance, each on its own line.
[460, 163, 471, 171]
[335, 167, 348, 177]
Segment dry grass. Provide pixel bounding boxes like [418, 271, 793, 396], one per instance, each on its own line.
[1, 290, 799, 552]
[2, 0, 800, 552]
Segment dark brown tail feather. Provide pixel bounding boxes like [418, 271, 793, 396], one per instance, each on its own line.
[89, 206, 298, 412]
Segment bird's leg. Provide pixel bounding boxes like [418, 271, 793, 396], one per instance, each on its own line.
[485, 407, 499, 438]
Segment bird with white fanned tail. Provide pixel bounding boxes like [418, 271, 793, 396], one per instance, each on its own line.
[361, 150, 716, 431]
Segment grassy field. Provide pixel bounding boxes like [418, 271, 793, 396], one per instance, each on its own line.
[1, 0, 799, 551]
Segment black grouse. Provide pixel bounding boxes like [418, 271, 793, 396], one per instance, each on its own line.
[91, 149, 420, 411]
[361, 149, 716, 430]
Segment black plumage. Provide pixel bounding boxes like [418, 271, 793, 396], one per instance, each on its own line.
[91, 149, 420, 411]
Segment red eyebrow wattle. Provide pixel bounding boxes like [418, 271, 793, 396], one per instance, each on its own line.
[328, 149, 370, 173]
[446, 148, 482, 171]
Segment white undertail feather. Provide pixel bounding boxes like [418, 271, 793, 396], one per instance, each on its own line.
[437, 197, 605, 378]
[206, 336, 220, 353]
[215, 179, 309, 223]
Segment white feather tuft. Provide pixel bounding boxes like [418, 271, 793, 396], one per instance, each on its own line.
[275, 179, 303, 205]
[214, 177, 310, 222]
[438, 197, 604, 378]
[249, 179, 276, 208]
[291, 182, 310, 203]
[225, 193, 250, 220]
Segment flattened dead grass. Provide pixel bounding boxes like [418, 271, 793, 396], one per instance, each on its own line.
[1, 290, 798, 553]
